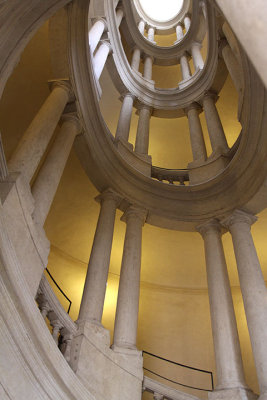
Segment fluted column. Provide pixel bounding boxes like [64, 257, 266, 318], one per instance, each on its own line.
[138, 20, 145, 35]
[115, 93, 135, 142]
[116, 7, 124, 27]
[185, 103, 207, 162]
[113, 206, 147, 350]
[197, 220, 248, 391]
[143, 55, 153, 80]
[176, 23, 184, 41]
[135, 105, 152, 155]
[223, 210, 267, 399]
[147, 26, 155, 42]
[184, 15, 191, 33]
[88, 18, 107, 54]
[78, 189, 121, 324]
[191, 42, 204, 70]
[32, 113, 81, 226]
[131, 47, 141, 71]
[8, 80, 73, 183]
[93, 40, 112, 80]
[180, 53, 191, 80]
[220, 40, 242, 93]
[203, 92, 229, 154]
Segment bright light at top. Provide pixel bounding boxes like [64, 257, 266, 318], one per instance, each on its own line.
[139, 0, 184, 22]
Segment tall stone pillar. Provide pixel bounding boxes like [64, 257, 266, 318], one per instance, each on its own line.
[93, 40, 112, 80]
[143, 55, 153, 80]
[8, 80, 73, 183]
[116, 7, 124, 27]
[32, 113, 81, 226]
[223, 210, 267, 400]
[131, 47, 141, 71]
[147, 26, 155, 42]
[184, 15, 191, 33]
[203, 92, 229, 155]
[78, 189, 121, 324]
[180, 54, 191, 80]
[88, 18, 107, 54]
[138, 20, 145, 35]
[112, 206, 147, 350]
[197, 220, 249, 395]
[191, 42, 204, 70]
[176, 23, 184, 41]
[185, 103, 207, 162]
[135, 105, 152, 155]
[115, 93, 135, 142]
[220, 40, 242, 93]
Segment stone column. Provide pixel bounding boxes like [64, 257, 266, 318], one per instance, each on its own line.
[184, 15, 191, 33]
[221, 40, 242, 93]
[78, 189, 121, 324]
[191, 42, 204, 70]
[180, 53, 191, 80]
[88, 18, 107, 54]
[203, 92, 229, 154]
[93, 40, 112, 80]
[143, 55, 153, 80]
[8, 80, 73, 183]
[197, 220, 248, 391]
[223, 210, 267, 399]
[138, 20, 145, 35]
[135, 105, 152, 155]
[131, 47, 141, 71]
[115, 93, 135, 142]
[116, 7, 124, 27]
[176, 23, 184, 41]
[147, 26, 155, 42]
[185, 103, 207, 162]
[32, 113, 81, 226]
[113, 206, 147, 350]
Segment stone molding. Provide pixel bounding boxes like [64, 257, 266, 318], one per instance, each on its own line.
[221, 209, 257, 230]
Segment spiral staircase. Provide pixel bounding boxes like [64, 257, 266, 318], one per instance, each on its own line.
[0, 0, 267, 399]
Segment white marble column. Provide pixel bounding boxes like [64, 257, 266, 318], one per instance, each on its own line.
[115, 93, 135, 142]
[78, 189, 121, 324]
[223, 210, 267, 400]
[176, 23, 184, 41]
[197, 220, 248, 391]
[147, 26, 155, 42]
[143, 55, 153, 80]
[203, 92, 229, 155]
[138, 20, 145, 36]
[131, 47, 141, 71]
[93, 40, 112, 80]
[180, 53, 191, 80]
[113, 206, 147, 350]
[184, 15, 191, 33]
[88, 18, 107, 54]
[8, 80, 73, 183]
[221, 40, 242, 93]
[116, 7, 124, 27]
[191, 42, 204, 70]
[32, 113, 81, 226]
[135, 105, 152, 155]
[185, 103, 207, 162]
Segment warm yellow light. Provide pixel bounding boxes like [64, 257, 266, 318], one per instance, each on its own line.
[139, 0, 184, 22]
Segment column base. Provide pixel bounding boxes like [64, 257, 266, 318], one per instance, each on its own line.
[188, 152, 230, 184]
[209, 387, 258, 400]
[115, 137, 152, 176]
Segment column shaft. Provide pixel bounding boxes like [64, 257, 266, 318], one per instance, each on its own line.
[32, 115, 80, 226]
[186, 104, 207, 161]
[131, 47, 141, 71]
[224, 211, 267, 397]
[198, 220, 247, 390]
[116, 8, 124, 27]
[8, 82, 72, 183]
[176, 23, 184, 41]
[143, 56, 153, 80]
[93, 41, 111, 80]
[135, 106, 151, 155]
[184, 15, 191, 33]
[148, 27, 155, 42]
[180, 54, 191, 80]
[113, 207, 146, 349]
[203, 94, 229, 154]
[78, 189, 120, 323]
[138, 20, 145, 35]
[88, 19, 106, 54]
[191, 42, 204, 70]
[221, 43, 242, 93]
[115, 94, 134, 142]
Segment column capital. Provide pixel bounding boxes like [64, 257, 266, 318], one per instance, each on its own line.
[95, 188, 122, 207]
[184, 102, 202, 115]
[99, 39, 113, 54]
[91, 17, 108, 32]
[203, 90, 219, 103]
[60, 112, 82, 134]
[48, 79, 75, 103]
[136, 103, 153, 115]
[153, 393, 164, 400]
[143, 53, 154, 63]
[121, 205, 147, 225]
[221, 210, 257, 230]
[119, 92, 136, 102]
[196, 219, 222, 237]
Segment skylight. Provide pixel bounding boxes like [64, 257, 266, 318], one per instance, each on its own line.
[139, 0, 184, 22]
